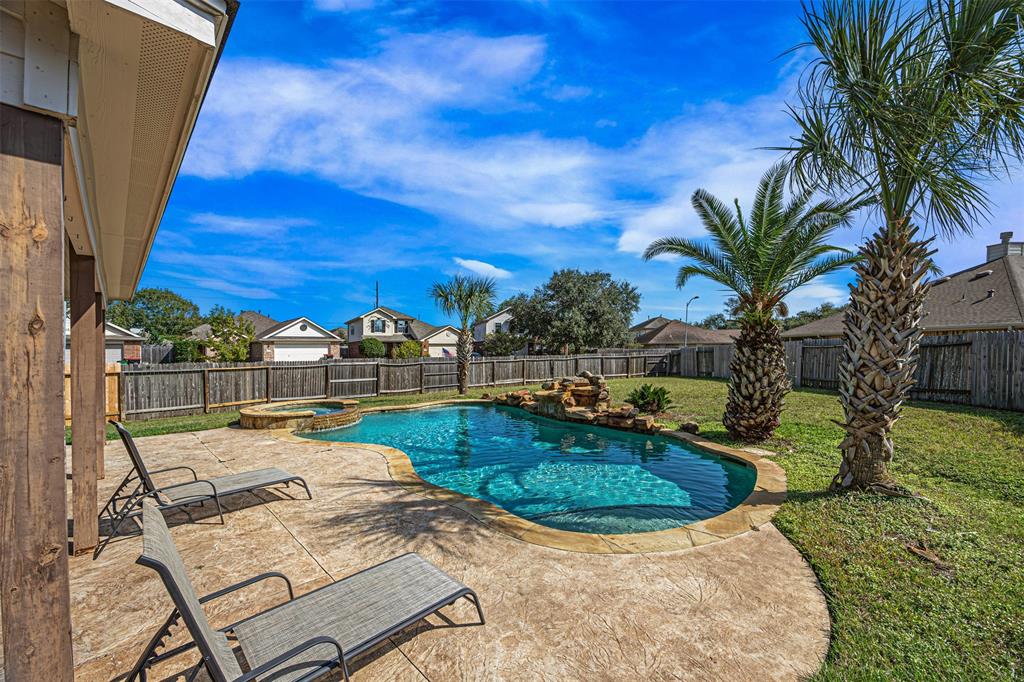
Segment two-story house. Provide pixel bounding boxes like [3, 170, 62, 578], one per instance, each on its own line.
[346, 306, 459, 358]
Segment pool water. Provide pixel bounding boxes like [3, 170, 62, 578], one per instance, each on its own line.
[268, 403, 342, 416]
[303, 404, 756, 535]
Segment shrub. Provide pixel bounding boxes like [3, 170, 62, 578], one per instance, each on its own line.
[172, 338, 202, 362]
[360, 337, 386, 358]
[626, 383, 673, 414]
[392, 340, 423, 359]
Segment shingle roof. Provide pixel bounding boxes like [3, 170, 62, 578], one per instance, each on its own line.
[635, 320, 738, 346]
[190, 310, 279, 341]
[256, 316, 340, 341]
[241, 310, 279, 335]
[630, 316, 673, 333]
[783, 252, 1024, 338]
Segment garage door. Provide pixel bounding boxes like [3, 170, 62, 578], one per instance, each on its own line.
[274, 343, 329, 361]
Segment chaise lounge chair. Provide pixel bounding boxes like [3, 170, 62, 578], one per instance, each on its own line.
[96, 420, 311, 559]
[129, 499, 484, 681]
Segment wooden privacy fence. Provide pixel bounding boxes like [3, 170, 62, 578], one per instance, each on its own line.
[63, 363, 121, 424]
[675, 331, 1024, 412]
[118, 351, 671, 419]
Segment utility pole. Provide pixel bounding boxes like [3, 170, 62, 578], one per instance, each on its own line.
[684, 295, 700, 347]
[375, 281, 379, 308]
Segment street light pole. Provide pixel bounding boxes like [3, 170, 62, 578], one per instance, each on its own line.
[683, 295, 699, 347]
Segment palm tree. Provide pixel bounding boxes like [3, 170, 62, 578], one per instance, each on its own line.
[644, 162, 860, 442]
[430, 275, 497, 394]
[783, 0, 1024, 492]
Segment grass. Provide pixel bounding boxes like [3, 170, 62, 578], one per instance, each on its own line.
[93, 377, 1023, 679]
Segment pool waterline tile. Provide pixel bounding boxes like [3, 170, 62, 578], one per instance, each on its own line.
[274, 399, 786, 554]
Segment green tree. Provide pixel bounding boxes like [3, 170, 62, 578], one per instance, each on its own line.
[507, 270, 640, 353]
[392, 339, 423, 359]
[482, 330, 528, 356]
[359, 337, 386, 358]
[430, 275, 497, 394]
[644, 161, 860, 441]
[781, 302, 845, 330]
[204, 306, 254, 362]
[784, 0, 1024, 491]
[697, 313, 736, 330]
[172, 338, 202, 363]
[106, 288, 200, 342]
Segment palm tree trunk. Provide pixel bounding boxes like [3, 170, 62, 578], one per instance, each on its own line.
[723, 318, 789, 441]
[457, 328, 473, 394]
[832, 221, 932, 492]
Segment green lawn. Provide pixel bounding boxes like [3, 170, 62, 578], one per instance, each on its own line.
[94, 377, 1023, 679]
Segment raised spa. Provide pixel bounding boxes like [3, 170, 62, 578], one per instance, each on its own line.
[239, 399, 361, 431]
[302, 403, 756, 535]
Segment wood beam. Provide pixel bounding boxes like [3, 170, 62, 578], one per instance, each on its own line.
[70, 250, 100, 553]
[0, 103, 75, 680]
[96, 294, 106, 479]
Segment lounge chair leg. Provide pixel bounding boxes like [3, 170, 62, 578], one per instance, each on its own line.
[215, 494, 225, 524]
[296, 477, 312, 500]
[341, 657, 351, 682]
[465, 591, 485, 625]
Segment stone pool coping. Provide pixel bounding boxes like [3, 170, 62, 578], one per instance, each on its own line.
[271, 398, 787, 554]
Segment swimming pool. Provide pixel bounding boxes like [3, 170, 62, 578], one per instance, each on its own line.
[302, 404, 756, 535]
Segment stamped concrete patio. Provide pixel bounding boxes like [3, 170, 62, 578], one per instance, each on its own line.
[65, 426, 830, 681]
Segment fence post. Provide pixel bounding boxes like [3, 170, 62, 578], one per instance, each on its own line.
[203, 368, 210, 413]
[266, 365, 272, 402]
[117, 369, 126, 421]
[521, 358, 527, 386]
[419, 361, 425, 395]
[375, 362, 381, 396]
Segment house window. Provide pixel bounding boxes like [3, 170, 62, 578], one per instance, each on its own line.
[371, 319, 385, 333]
[396, 320, 408, 333]
[349, 325, 356, 337]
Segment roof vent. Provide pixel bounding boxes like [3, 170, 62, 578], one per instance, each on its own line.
[933, 276, 951, 285]
[970, 270, 994, 281]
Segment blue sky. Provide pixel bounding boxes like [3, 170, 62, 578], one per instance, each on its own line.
[145, 0, 1022, 329]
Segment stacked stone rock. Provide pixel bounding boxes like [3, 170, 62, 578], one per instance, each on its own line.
[493, 370, 665, 434]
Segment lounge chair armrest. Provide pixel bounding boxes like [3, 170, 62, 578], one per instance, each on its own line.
[149, 465, 199, 481]
[233, 636, 345, 682]
[202, 571, 294, 605]
[148, 479, 218, 506]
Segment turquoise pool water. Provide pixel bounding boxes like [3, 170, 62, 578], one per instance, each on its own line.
[268, 402, 341, 416]
[303, 404, 756, 534]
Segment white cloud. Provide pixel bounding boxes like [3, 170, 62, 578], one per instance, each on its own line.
[546, 84, 592, 101]
[312, 0, 377, 10]
[188, 213, 314, 237]
[453, 257, 512, 279]
[782, 278, 849, 313]
[185, 32, 617, 230]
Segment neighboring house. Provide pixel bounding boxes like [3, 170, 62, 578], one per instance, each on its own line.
[329, 327, 349, 356]
[784, 232, 1024, 339]
[346, 306, 459, 358]
[250, 317, 343, 361]
[190, 310, 279, 359]
[64, 320, 145, 364]
[629, 316, 674, 341]
[634, 319, 739, 348]
[473, 308, 514, 343]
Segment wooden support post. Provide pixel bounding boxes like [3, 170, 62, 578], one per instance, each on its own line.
[95, 296, 106, 479]
[266, 365, 272, 402]
[419, 361, 426, 394]
[70, 250, 100, 553]
[522, 357, 527, 385]
[490, 360, 496, 387]
[0, 104, 75, 681]
[325, 363, 331, 398]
